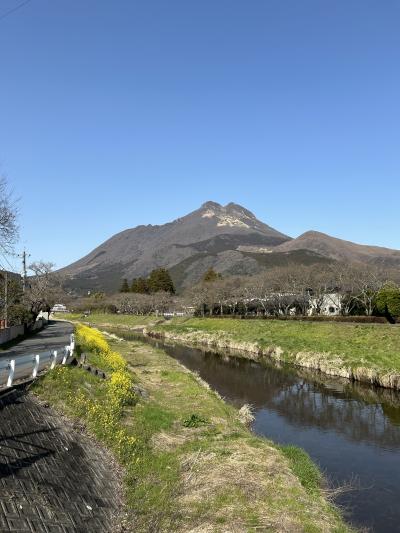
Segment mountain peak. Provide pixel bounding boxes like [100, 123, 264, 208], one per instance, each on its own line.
[201, 201, 222, 210]
[225, 202, 256, 219]
[298, 230, 329, 239]
[199, 201, 255, 219]
[60, 201, 292, 293]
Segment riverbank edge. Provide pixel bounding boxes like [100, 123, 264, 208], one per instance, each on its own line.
[144, 326, 400, 391]
[49, 319, 352, 531]
[55, 315, 400, 391]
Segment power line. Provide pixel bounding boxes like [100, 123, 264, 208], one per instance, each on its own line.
[0, 253, 16, 272]
[0, 243, 18, 272]
[0, 0, 32, 22]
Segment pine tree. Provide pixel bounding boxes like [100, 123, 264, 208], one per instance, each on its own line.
[148, 268, 175, 294]
[136, 277, 150, 294]
[120, 278, 130, 293]
[130, 278, 139, 292]
[202, 268, 222, 283]
[131, 277, 150, 294]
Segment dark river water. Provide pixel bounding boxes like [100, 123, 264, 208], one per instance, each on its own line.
[109, 328, 400, 532]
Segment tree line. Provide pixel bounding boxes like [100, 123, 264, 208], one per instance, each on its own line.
[119, 268, 175, 294]
[85, 263, 400, 322]
[185, 263, 400, 321]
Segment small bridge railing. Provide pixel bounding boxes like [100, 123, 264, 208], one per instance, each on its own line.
[0, 334, 75, 390]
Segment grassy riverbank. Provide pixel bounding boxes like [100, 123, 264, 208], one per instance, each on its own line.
[34, 322, 349, 532]
[55, 312, 159, 328]
[56, 312, 400, 388]
[148, 317, 400, 389]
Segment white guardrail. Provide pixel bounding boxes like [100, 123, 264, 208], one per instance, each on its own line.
[0, 334, 75, 390]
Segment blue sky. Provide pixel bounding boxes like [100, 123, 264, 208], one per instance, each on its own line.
[0, 0, 399, 270]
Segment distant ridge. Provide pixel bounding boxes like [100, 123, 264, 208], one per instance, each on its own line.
[59, 202, 400, 293]
[275, 231, 400, 267]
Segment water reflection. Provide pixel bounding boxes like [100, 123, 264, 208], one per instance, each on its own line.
[108, 329, 400, 532]
[157, 343, 400, 450]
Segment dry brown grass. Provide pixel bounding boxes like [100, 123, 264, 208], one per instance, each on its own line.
[102, 331, 350, 532]
[177, 439, 332, 532]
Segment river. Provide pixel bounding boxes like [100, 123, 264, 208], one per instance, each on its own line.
[108, 328, 400, 532]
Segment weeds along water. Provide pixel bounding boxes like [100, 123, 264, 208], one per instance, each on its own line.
[104, 326, 400, 533]
[35, 324, 352, 532]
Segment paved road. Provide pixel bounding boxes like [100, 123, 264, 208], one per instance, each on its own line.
[0, 321, 73, 361]
[0, 322, 124, 532]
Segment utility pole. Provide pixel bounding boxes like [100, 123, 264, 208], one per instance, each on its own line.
[4, 270, 7, 328]
[19, 249, 30, 292]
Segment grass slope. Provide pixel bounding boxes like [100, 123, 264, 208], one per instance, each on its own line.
[55, 313, 159, 328]
[34, 323, 349, 532]
[149, 317, 400, 387]
[242, 248, 333, 268]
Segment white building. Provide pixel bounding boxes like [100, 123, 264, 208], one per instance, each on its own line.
[51, 303, 68, 313]
[308, 293, 342, 316]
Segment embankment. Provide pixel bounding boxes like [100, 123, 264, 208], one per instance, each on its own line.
[35, 322, 351, 532]
[145, 317, 400, 391]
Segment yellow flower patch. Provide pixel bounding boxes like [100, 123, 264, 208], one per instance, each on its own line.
[70, 324, 137, 460]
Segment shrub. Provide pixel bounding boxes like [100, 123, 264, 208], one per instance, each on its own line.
[76, 324, 127, 371]
[182, 413, 208, 428]
[376, 284, 400, 322]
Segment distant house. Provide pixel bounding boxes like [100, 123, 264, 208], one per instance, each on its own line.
[308, 293, 342, 316]
[161, 307, 195, 318]
[51, 303, 68, 313]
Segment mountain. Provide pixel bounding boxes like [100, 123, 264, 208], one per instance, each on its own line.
[275, 231, 400, 268]
[60, 201, 322, 293]
[60, 202, 400, 294]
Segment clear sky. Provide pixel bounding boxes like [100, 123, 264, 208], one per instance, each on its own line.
[0, 0, 399, 271]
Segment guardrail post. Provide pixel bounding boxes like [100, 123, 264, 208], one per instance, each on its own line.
[7, 359, 15, 387]
[32, 354, 40, 378]
[70, 333, 75, 354]
[1, 334, 75, 391]
[62, 347, 69, 365]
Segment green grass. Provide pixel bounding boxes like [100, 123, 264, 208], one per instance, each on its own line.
[33, 324, 351, 532]
[278, 445, 323, 494]
[151, 317, 400, 374]
[54, 312, 160, 327]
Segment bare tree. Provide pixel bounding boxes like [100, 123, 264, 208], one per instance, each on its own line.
[351, 265, 384, 316]
[150, 291, 173, 315]
[247, 274, 271, 315]
[185, 283, 210, 317]
[223, 277, 243, 315]
[0, 177, 18, 254]
[24, 261, 64, 322]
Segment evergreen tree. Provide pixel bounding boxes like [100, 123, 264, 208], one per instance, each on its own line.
[119, 278, 130, 293]
[202, 267, 222, 283]
[376, 284, 400, 322]
[148, 268, 175, 294]
[130, 278, 139, 292]
[131, 277, 150, 294]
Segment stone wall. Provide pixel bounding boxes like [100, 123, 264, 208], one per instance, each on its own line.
[0, 318, 46, 345]
[0, 324, 24, 345]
